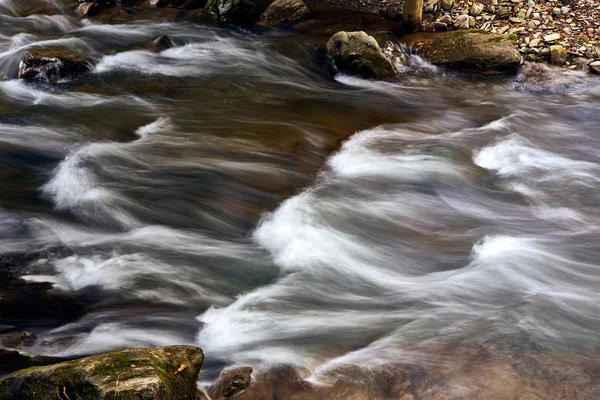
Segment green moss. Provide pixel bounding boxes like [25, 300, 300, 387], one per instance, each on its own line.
[508, 33, 518, 41]
[153, 360, 198, 400]
[14, 365, 43, 374]
[487, 36, 505, 43]
[1, 366, 101, 400]
[0, 379, 10, 399]
[453, 29, 488, 36]
[92, 353, 132, 377]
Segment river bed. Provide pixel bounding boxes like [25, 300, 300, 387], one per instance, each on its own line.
[1, 0, 599, 397]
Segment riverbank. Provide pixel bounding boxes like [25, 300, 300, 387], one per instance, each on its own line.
[55, 0, 600, 75]
[2, 344, 599, 399]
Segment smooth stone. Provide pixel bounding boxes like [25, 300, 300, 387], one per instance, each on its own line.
[326, 31, 399, 79]
[470, 2, 484, 16]
[441, 0, 454, 11]
[257, 0, 309, 26]
[549, 44, 567, 65]
[401, 31, 523, 75]
[454, 14, 470, 29]
[589, 61, 600, 74]
[543, 32, 561, 42]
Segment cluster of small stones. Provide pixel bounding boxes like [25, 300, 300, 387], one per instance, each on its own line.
[422, 0, 600, 73]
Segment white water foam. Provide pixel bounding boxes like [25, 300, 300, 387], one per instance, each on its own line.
[196, 124, 600, 370]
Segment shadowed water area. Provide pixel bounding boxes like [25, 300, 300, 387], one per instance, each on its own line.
[1, 0, 600, 398]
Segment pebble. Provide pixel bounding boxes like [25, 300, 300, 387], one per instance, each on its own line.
[543, 32, 561, 42]
[441, 0, 454, 11]
[454, 14, 470, 28]
[470, 2, 484, 16]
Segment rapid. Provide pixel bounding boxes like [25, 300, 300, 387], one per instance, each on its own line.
[1, 0, 599, 396]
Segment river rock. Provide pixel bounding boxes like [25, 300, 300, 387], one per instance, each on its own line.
[401, 31, 523, 75]
[589, 61, 600, 74]
[441, 0, 454, 11]
[204, 0, 259, 26]
[258, 0, 309, 26]
[18, 48, 91, 83]
[543, 33, 560, 43]
[496, 7, 511, 19]
[77, 2, 101, 17]
[0, 346, 204, 400]
[326, 31, 399, 79]
[469, 2, 484, 16]
[148, 35, 174, 52]
[454, 14, 470, 29]
[150, 0, 207, 7]
[549, 45, 567, 65]
[208, 366, 253, 399]
[424, 0, 439, 13]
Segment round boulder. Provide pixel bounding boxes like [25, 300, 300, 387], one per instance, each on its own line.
[258, 0, 309, 27]
[326, 31, 399, 79]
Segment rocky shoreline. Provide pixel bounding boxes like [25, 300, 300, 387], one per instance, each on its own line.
[421, 0, 600, 71]
[2, 344, 599, 399]
[5, 0, 596, 82]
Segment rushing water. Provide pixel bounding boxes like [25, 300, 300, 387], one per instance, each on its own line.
[1, 0, 600, 393]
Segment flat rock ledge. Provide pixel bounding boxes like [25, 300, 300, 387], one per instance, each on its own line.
[0, 345, 204, 400]
[402, 30, 523, 75]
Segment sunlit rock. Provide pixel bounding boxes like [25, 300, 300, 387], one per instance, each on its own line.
[401, 30, 523, 75]
[258, 0, 310, 27]
[326, 31, 399, 79]
[0, 346, 205, 400]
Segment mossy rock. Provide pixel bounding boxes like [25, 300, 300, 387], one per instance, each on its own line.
[326, 31, 399, 79]
[400, 31, 523, 75]
[0, 346, 204, 400]
[257, 0, 310, 27]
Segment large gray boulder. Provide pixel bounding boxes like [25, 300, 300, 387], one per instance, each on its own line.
[0, 346, 205, 400]
[258, 0, 309, 26]
[401, 30, 523, 75]
[326, 31, 399, 79]
[18, 48, 91, 83]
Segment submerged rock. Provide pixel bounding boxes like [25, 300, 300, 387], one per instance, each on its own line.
[147, 35, 175, 52]
[204, 0, 259, 26]
[0, 345, 204, 400]
[401, 30, 523, 75]
[150, 0, 207, 7]
[18, 48, 91, 83]
[589, 60, 600, 74]
[326, 31, 399, 79]
[258, 0, 309, 27]
[208, 366, 253, 399]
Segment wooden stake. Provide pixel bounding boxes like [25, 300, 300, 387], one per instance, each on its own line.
[403, 0, 423, 32]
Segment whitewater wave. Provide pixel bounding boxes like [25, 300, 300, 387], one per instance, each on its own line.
[196, 124, 600, 370]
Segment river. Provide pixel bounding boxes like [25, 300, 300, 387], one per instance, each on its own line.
[1, 0, 599, 397]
